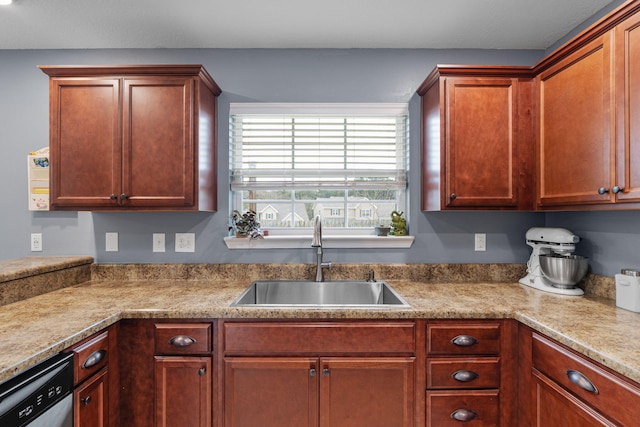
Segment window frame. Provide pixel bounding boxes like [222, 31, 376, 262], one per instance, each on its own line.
[227, 103, 412, 247]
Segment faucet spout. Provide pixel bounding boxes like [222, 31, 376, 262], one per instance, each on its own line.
[311, 215, 322, 247]
[311, 215, 331, 282]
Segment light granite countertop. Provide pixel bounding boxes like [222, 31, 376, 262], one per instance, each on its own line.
[0, 274, 638, 386]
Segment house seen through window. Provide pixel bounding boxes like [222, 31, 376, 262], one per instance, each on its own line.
[229, 103, 408, 232]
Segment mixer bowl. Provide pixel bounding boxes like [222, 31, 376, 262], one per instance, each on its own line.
[539, 254, 589, 287]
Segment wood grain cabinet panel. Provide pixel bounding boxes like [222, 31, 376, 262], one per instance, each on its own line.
[426, 389, 499, 427]
[222, 321, 417, 427]
[319, 357, 415, 427]
[533, 369, 615, 427]
[537, 32, 615, 208]
[425, 320, 517, 427]
[39, 65, 221, 211]
[532, 333, 640, 426]
[66, 326, 118, 427]
[155, 356, 212, 427]
[74, 368, 109, 427]
[615, 11, 640, 203]
[224, 357, 319, 427]
[417, 67, 535, 211]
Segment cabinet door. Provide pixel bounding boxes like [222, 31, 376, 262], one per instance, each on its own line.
[122, 78, 195, 208]
[155, 356, 211, 427]
[443, 77, 519, 208]
[533, 370, 615, 426]
[615, 12, 640, 202]
[224, 357, 318, 427]
[49, 78, 121, 209]
[319, 357, 415, 427]
[538, 32, 615, 207]
[74, 368, 109, 427]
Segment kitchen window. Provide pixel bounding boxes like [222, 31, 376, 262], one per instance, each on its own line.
[227, 103, 412, 249]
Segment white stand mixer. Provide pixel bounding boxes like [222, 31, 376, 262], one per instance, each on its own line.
[519, 227, 584, 296]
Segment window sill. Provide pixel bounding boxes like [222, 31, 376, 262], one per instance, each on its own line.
[224, 235, 414, 249]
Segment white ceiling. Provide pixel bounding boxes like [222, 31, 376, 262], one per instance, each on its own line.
[0, 0, 619, 50]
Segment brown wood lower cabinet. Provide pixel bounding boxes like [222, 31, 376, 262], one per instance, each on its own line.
[74, 368, 109, 427]
[67, 325, 118, 427]
[224, 356, 414, 427]
[518, 324, 640, 427]
[221, 320, 418, 427]
[425, 320, 517, 427]
[532, 369, 615, 426]
[155, 356, 212, 427]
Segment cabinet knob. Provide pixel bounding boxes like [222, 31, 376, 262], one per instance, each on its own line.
[597, 187, 609, 195]
[451, 370, 479, 382]
[566, 369, 599, 394]
[450, 193, 457, 200]
[81, 396, 92, 406]
[168, 335, 196, 347]
[120, 193, 128, 200]
[310, 368, 316, 377]
[451, 335, 478, 347]
[198, 367, 206, 376]
[612, 186, 623, 194]
[109, 194, 117, 200]
[323, 368, 330, 376]
[82, 350, 106, 369]
[450, 408, 477, 422]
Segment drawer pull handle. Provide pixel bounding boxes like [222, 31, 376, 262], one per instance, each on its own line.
[450, 408, 478, 422]
[169, 335, 196, 347]
[452, 370, 479, 382]
[566, 369, 599, 394]
[82, 350, 106, 369]
[451, 335, 478, 347]
[81, 396, 92, 405]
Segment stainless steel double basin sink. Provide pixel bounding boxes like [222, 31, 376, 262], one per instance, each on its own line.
[230, 280, 409, 308]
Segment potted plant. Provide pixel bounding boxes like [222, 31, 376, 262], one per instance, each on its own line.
[231, 210, 262, 239]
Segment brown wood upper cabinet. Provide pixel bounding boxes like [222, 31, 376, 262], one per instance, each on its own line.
[417, 66, 535, 211]
[39, 65, 221, 211]
[536, 2, 640, 209]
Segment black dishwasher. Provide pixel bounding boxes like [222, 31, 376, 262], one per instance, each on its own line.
[0, 352, 73, 427]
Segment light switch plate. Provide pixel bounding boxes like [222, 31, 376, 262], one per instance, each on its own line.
[153, 233, 165, 253]
[175, 233, 195, 253]
[474, 233, 486, 252]
[106, 232, 118, 252]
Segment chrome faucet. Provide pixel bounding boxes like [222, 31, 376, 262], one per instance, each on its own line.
[312, 215, 331, 282]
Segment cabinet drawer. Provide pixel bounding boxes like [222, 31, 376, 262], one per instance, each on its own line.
[427, 322, 501, 355]
[224, 321, 415, 354]
[532, 333, 640, 427]
[154, 323, 212, 354]
[70, 330, 109, 385]
[426, 390, 499, 427]
[427, 357, 500, 389]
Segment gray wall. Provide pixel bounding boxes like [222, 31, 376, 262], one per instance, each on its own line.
[3, 48, 545, 267]
[3, 43, 639, 276]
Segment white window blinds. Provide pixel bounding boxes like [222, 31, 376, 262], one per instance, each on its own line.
[229, 103, 408, 191]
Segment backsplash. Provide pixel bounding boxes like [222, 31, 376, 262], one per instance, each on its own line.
[0, 258, 615, 308]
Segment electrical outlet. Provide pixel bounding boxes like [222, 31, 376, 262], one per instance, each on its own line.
[30, 233, 42, 252]
[106, 232, 118, 252]
[175, 233, 195, 253]
[153, 233, 165, 253]
[474, 233, 486, 252]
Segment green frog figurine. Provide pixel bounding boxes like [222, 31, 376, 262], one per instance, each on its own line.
[389, 211, 407, 236]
